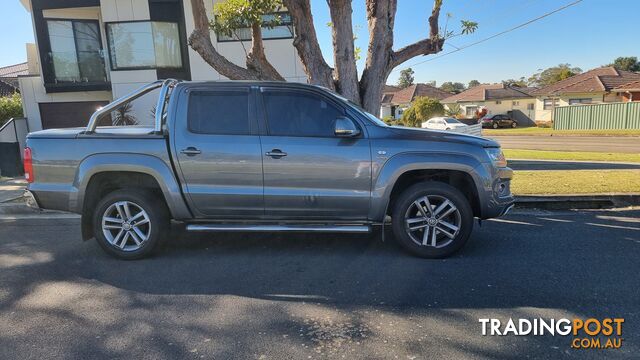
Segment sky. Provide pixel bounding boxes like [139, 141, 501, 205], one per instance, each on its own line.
[1, 0, 638, 86]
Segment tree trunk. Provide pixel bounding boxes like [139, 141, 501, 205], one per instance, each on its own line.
[246, 23, 285, 80]
[328, 0, 360, 103]
[359, 0, 397, 114]
[283, 0, 335, 89]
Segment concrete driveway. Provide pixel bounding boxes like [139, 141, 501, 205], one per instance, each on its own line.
[489, 135, 640, 153]
[1, 209, 638, 359]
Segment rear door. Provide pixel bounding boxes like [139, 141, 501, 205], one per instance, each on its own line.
[172, 85, 264, 218]
[258, 87, 372, 220]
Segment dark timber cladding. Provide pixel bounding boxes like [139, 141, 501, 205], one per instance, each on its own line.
[149, 0, 192, 81]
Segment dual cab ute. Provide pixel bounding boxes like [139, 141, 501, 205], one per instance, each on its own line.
[24, 79, 514, 259]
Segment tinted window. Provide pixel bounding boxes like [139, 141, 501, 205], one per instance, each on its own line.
[188, 90, 250, 135]
[263, 91, 343, 137]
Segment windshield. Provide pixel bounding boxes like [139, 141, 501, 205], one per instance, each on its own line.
[445, 118, 462, 124]
[327, 89, 389, 127]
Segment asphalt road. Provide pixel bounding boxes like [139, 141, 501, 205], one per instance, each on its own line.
[489, 135, 640, 153]
[1, 209, 639, 359]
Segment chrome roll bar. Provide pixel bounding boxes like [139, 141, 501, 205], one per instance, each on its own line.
[84, 79, 179, 134]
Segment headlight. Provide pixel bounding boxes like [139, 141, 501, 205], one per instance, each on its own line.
[485, 148, 507, 167]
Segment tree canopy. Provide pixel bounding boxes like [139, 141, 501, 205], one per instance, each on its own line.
[440, 81, 465, 94]
[401, 97, 444, 127]
[527, 64, 582, 87]
[397, 68, 415, 89]
[610, 56, 640, 72]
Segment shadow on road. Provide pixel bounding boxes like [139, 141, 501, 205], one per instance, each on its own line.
[1, 210, 638, 358]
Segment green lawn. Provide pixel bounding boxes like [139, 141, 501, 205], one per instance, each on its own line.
[504, 149, 640, 163]
[511, 170, 640, 195]
[483, 127, 640, 136]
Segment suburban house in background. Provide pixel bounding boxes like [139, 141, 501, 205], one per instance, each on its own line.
[532, 66, 640, 122]
[613, 80, 640, 102]
[441, 83, 537, 125]
[17, 0, 305, 132]
[0, 62, 28, 97]
[380, 83, 451, 119]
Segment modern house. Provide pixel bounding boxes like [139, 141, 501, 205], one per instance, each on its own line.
[0, 62, 29, 97]
[17, 0, 306, 132]
[531, 66, 640, 122]
[441, 84, 536, 124]
[380, 83, 451, 119]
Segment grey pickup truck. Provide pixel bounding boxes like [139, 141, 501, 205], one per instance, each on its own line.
[24, 79, 514, 260]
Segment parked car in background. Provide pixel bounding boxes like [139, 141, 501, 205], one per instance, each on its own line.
[480, 114, 518, 129]
[24, 80, 514, 260]
[422, 117, 468, 131]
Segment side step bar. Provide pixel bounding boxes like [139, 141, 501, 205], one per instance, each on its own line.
[186, 224, 371, 233]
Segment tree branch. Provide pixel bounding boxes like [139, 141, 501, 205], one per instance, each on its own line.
[188, 0, 272, 80]
[283, 0, 334, 89]
[391, 0, 444, 68]
[247, 23, 286, 80]
[328, 0, 360, 103]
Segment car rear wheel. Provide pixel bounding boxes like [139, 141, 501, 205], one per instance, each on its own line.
[511, 121, 517, 128]
[93, 189, 169, 260]
[391, 182, 474, 258]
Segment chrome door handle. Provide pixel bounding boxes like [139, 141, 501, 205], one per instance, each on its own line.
[181, 147, 201, 156]
[265, 149, 287, 158]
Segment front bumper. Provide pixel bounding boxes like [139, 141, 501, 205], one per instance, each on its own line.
[24, 190, 41, 210]
[481, 166, 515, 219]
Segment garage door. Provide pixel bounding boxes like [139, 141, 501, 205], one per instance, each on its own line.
[39, 101, 110, 129]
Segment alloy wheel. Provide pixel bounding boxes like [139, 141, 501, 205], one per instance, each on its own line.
[101, 201, 151, 251]
[404, 195, 462, 248]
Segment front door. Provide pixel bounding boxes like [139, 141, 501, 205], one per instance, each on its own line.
[259, 88, 372, 220]
[172, 86, 264, 218]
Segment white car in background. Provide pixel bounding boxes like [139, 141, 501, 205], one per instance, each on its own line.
[422, 117, 468, 131]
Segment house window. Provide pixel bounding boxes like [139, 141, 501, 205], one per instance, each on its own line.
[216, 12, 293, 42]
[106, 21, 182, 70]
[543, 99, 559, 110]
[495, 100, 502, 104]
[45, 19, 106, 83]
[465, 106, 477, 117]
[569, 98, 592, 105]
[512, 101, 519, 106]
[527, 103, 534, 110]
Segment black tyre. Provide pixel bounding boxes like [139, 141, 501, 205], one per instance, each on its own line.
[511, 121, 517, 128]
[93, 189, 169, 260]
[492, 122, 499, 129]
[391, 182, 474, 258]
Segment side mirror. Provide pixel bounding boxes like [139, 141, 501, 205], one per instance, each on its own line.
[334, 117, 361, 137]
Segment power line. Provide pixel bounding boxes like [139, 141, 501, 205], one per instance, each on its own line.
[398, 0, 583, 70]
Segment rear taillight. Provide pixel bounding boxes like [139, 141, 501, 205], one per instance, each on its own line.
[24, 147, 34, 183]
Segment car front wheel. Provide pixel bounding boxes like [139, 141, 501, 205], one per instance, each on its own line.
[93, 189, 169, 260]
[492, 122, 499, 129]
[391, 182, 474, 258]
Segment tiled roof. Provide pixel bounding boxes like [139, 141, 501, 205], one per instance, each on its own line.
[382, 83, 452, 104]
[532, 67, 640, 96]
[613, 79, 640, 91]
[0, 62, 28, 77]
[442, 84, 535, 103]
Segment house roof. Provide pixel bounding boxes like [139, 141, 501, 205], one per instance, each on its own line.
[0, 62, 28, 78]
[532, 67, 640, 96]
[382, 83, 452, 104]
[613, 79, 640, 92]
[442, 83, 535, 103]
